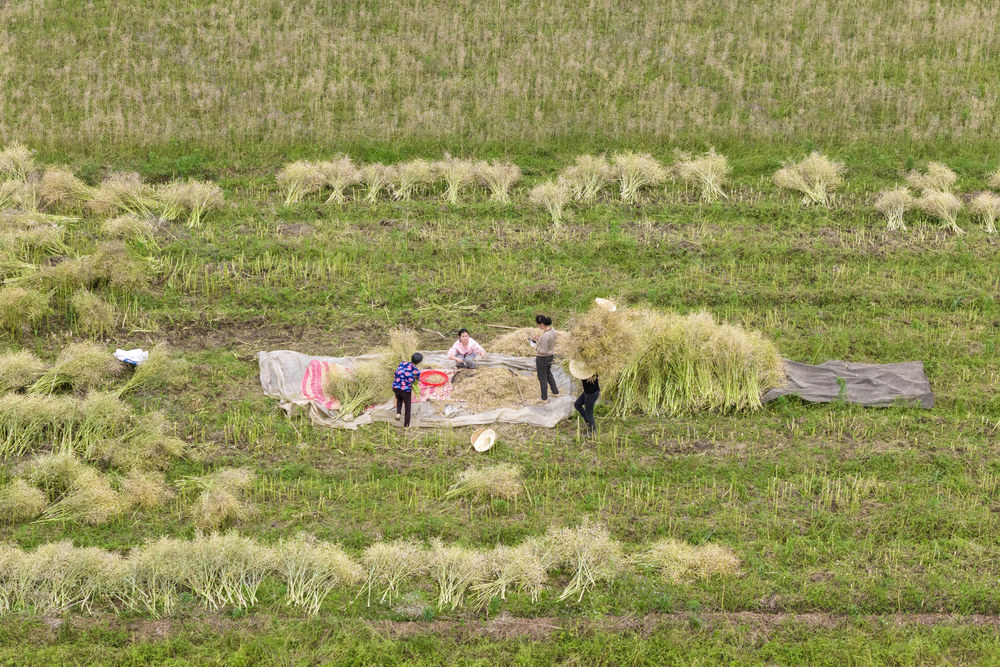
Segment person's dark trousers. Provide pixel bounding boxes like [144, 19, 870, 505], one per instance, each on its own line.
[393, 388, 412, 427]
[535, 355, 559, 400]
[574, 391, 599, 433]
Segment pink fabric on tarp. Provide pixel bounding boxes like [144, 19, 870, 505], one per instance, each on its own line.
[301, 360, 454, 408]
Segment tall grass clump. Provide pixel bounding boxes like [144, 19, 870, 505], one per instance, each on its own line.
[277, 160, 324, 206]
[317, 156, 362, 204]
[529, 180, 570, 225]
[274, 534, 363, 615]
[101, 214, 156, 246]
[545, 520, 624, 602]
[427, 540, 485, 610]
[0, 142, 35, 181]
[599, 308, 784, 416]
[612, 152, 666, 204]
[89, 172, 157, 218]
[360, 538, 427, 606]
[435, 157, 477, 204]
[70, 289, 118, 336]
[0, 286, 51, 336]
[179, 467, 257, 530]
[560, 154, 613, 203]
[177, 532, 273, 610]
[0, 350, 47, 393]
[673, 148, 730, 202]
[13, 541, 121, 613]
[637, 539, 741, 582]
[0, 479, 48, 522]
[874, 187, 915, 231]
[30, 342, 116, 394]
[773, 152, 845, 206]
[158, 180, 224, 227]
[38, 167, 93, 213]
[390, 159, 434, 201]
[476, 160, 521, 203]
[360, 163, 393, 204]
[471, 542, 547, 609]
[38, 468, 127, 525]
[906, 162, 957, 193]
[444, 463, 523, 501]
[969, 192, 1000, 234]
[917, 190, 963, 234]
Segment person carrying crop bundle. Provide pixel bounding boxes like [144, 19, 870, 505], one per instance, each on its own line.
[392, 352, 423, 427]
[447, 329, 486, 369]
[574, 375, 600, 435]
[531, 315, 560, 404]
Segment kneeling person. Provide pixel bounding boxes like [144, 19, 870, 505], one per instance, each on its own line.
[447, 329, 486, 369]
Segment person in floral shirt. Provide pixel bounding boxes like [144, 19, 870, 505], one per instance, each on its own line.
[392, 352, 423, 427]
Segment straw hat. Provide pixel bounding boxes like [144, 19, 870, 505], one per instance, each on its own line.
[594, 298, 617, 312]
[471, 427, 497, 452]
[569, 359, 596, 380]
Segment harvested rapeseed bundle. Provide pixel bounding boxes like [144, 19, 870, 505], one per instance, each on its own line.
[101, 214, 156, 245]
[906, 162, 957, 193]
[969, 192, 1000, 234]
[476, 160, 521, 203]
[444, 463, 524, 501]
[0, 286, 51, 335]
[637, 538, 741, 582]
[560, 154, 613, 203]
[178, 467, 257, 530]
[529, 180, 570, 224]
[988, 168, 1000, 189]
[360, 538, 427, 606]
[158, 179, 224, 227]
[317, 155, 362, 204]
[274, 534, 363, 615]
[435, 157, 477, 205]
[30, 342, 118, 394]
[391, 158, 434, 201]
[120, 537, 184, 616]
[427, 540, 486, 610]
[490, 327, 570, 357]
[360, 163, 392, 203]
[773, 152, 845, 207]
[565, 303, 636, 377]
[38, 167, 93, 213]
[21, 451, 88, 497]
[545, 520, 624, 602]
[449, 368, 535, 410]
[14, 540, 121, 613]
[39, 468, 128, 525]
[116, 344, 189, 397]
[612, 151, 666, 204]
[0, 479, 48, 522]
[89, 172, 157, 218]
[277, 160, 324, 205]
[673, 148, 730, 202]
[176, 531, 273, 610]
[917, 189, 963, 234]
[471, 542, 547, 609]
[70, 289, 118, 336]
[0, 142, 35, 181]
[121, 469, 173, 510]
[875, 187, 915, 231]
[0, 350, 47, 393]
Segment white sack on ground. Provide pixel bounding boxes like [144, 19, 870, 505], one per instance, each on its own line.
[258, 350, 575, 430]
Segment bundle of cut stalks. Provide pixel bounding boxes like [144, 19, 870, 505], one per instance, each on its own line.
[277, 161, 324, 206]
[989, 168, 1000, 190]
[321, 329, 419, 417]
[38, 167, 93, 213]
[158, 180, 224, 227]
[318, 156, 362, 204]
[0, 223, 68, 255]
[0, 479, 48, 522]
[544, 520, 624, 602]
[427, 540, 486, 610]
[444, 463, 524, 501]
[360, 538, 427, 606]
[120, 470, 173, 510]
[565, 303, 637, 377]
[10, 540, 122, 614]
[448, 368, 535, 410]
[0, 350, 47, 393]
[673, 148, 730, 202]
[29, 342, 119, 394]
[360, 163, 393, 203]
[116, 344, 188, 397]
[273, 533, 363, 615]
[391, 159, 434, 201]
[612, 152, 666, 204]
[0, 142, 36, 181]
[178, 532, 274, 610]
[38, 468, 128, 525]
[70, 288, 119, 336]
[177, 467, 257, 530]
[470, 541, 547, 609]
[874, 187, 915, 231]
[434, 157, 477, 204]
[490, 327, 570, 357]
[773, 152, 845, 207]
[969, 192, 1000, 234]
[560, 154, 613, 203]
[120, 537, 185, 616]
[0, 286, 51, 335]
[637, 538, 741, 582]
[529, 180, 570, 224]
[906, 162, 957, 193]
[916, 189, 963, 235]
[476, 161, 521, 203]
[101, 214, 157, 245]
[89, 172, 158, 218]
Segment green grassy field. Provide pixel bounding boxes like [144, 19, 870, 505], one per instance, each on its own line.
[4, 0, 1000, 663]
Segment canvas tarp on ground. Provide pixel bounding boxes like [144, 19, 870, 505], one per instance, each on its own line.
[257, 350, 575, 429]
[761, 360, 934, 408]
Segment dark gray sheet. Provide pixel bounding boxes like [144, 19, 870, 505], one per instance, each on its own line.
[762, 360, 934, 408]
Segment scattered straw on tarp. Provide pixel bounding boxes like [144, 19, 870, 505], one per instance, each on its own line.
[449, 368, 537, 410]
[490, 328, 571, 357]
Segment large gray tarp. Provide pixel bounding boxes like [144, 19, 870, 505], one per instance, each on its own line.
[761, 360, 934, 408]
[257, 350, 575, 429]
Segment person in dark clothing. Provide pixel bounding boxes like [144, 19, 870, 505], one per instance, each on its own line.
[392, 352, 423, 427]
[531, 314, 560, 403]
[574, 374, 600, 434]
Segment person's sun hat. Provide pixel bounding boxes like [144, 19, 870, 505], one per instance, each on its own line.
[569, 359, 596, 380]
[471, 427, 497, 452]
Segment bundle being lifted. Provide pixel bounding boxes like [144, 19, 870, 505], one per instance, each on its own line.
[566, 302, 784, 416]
